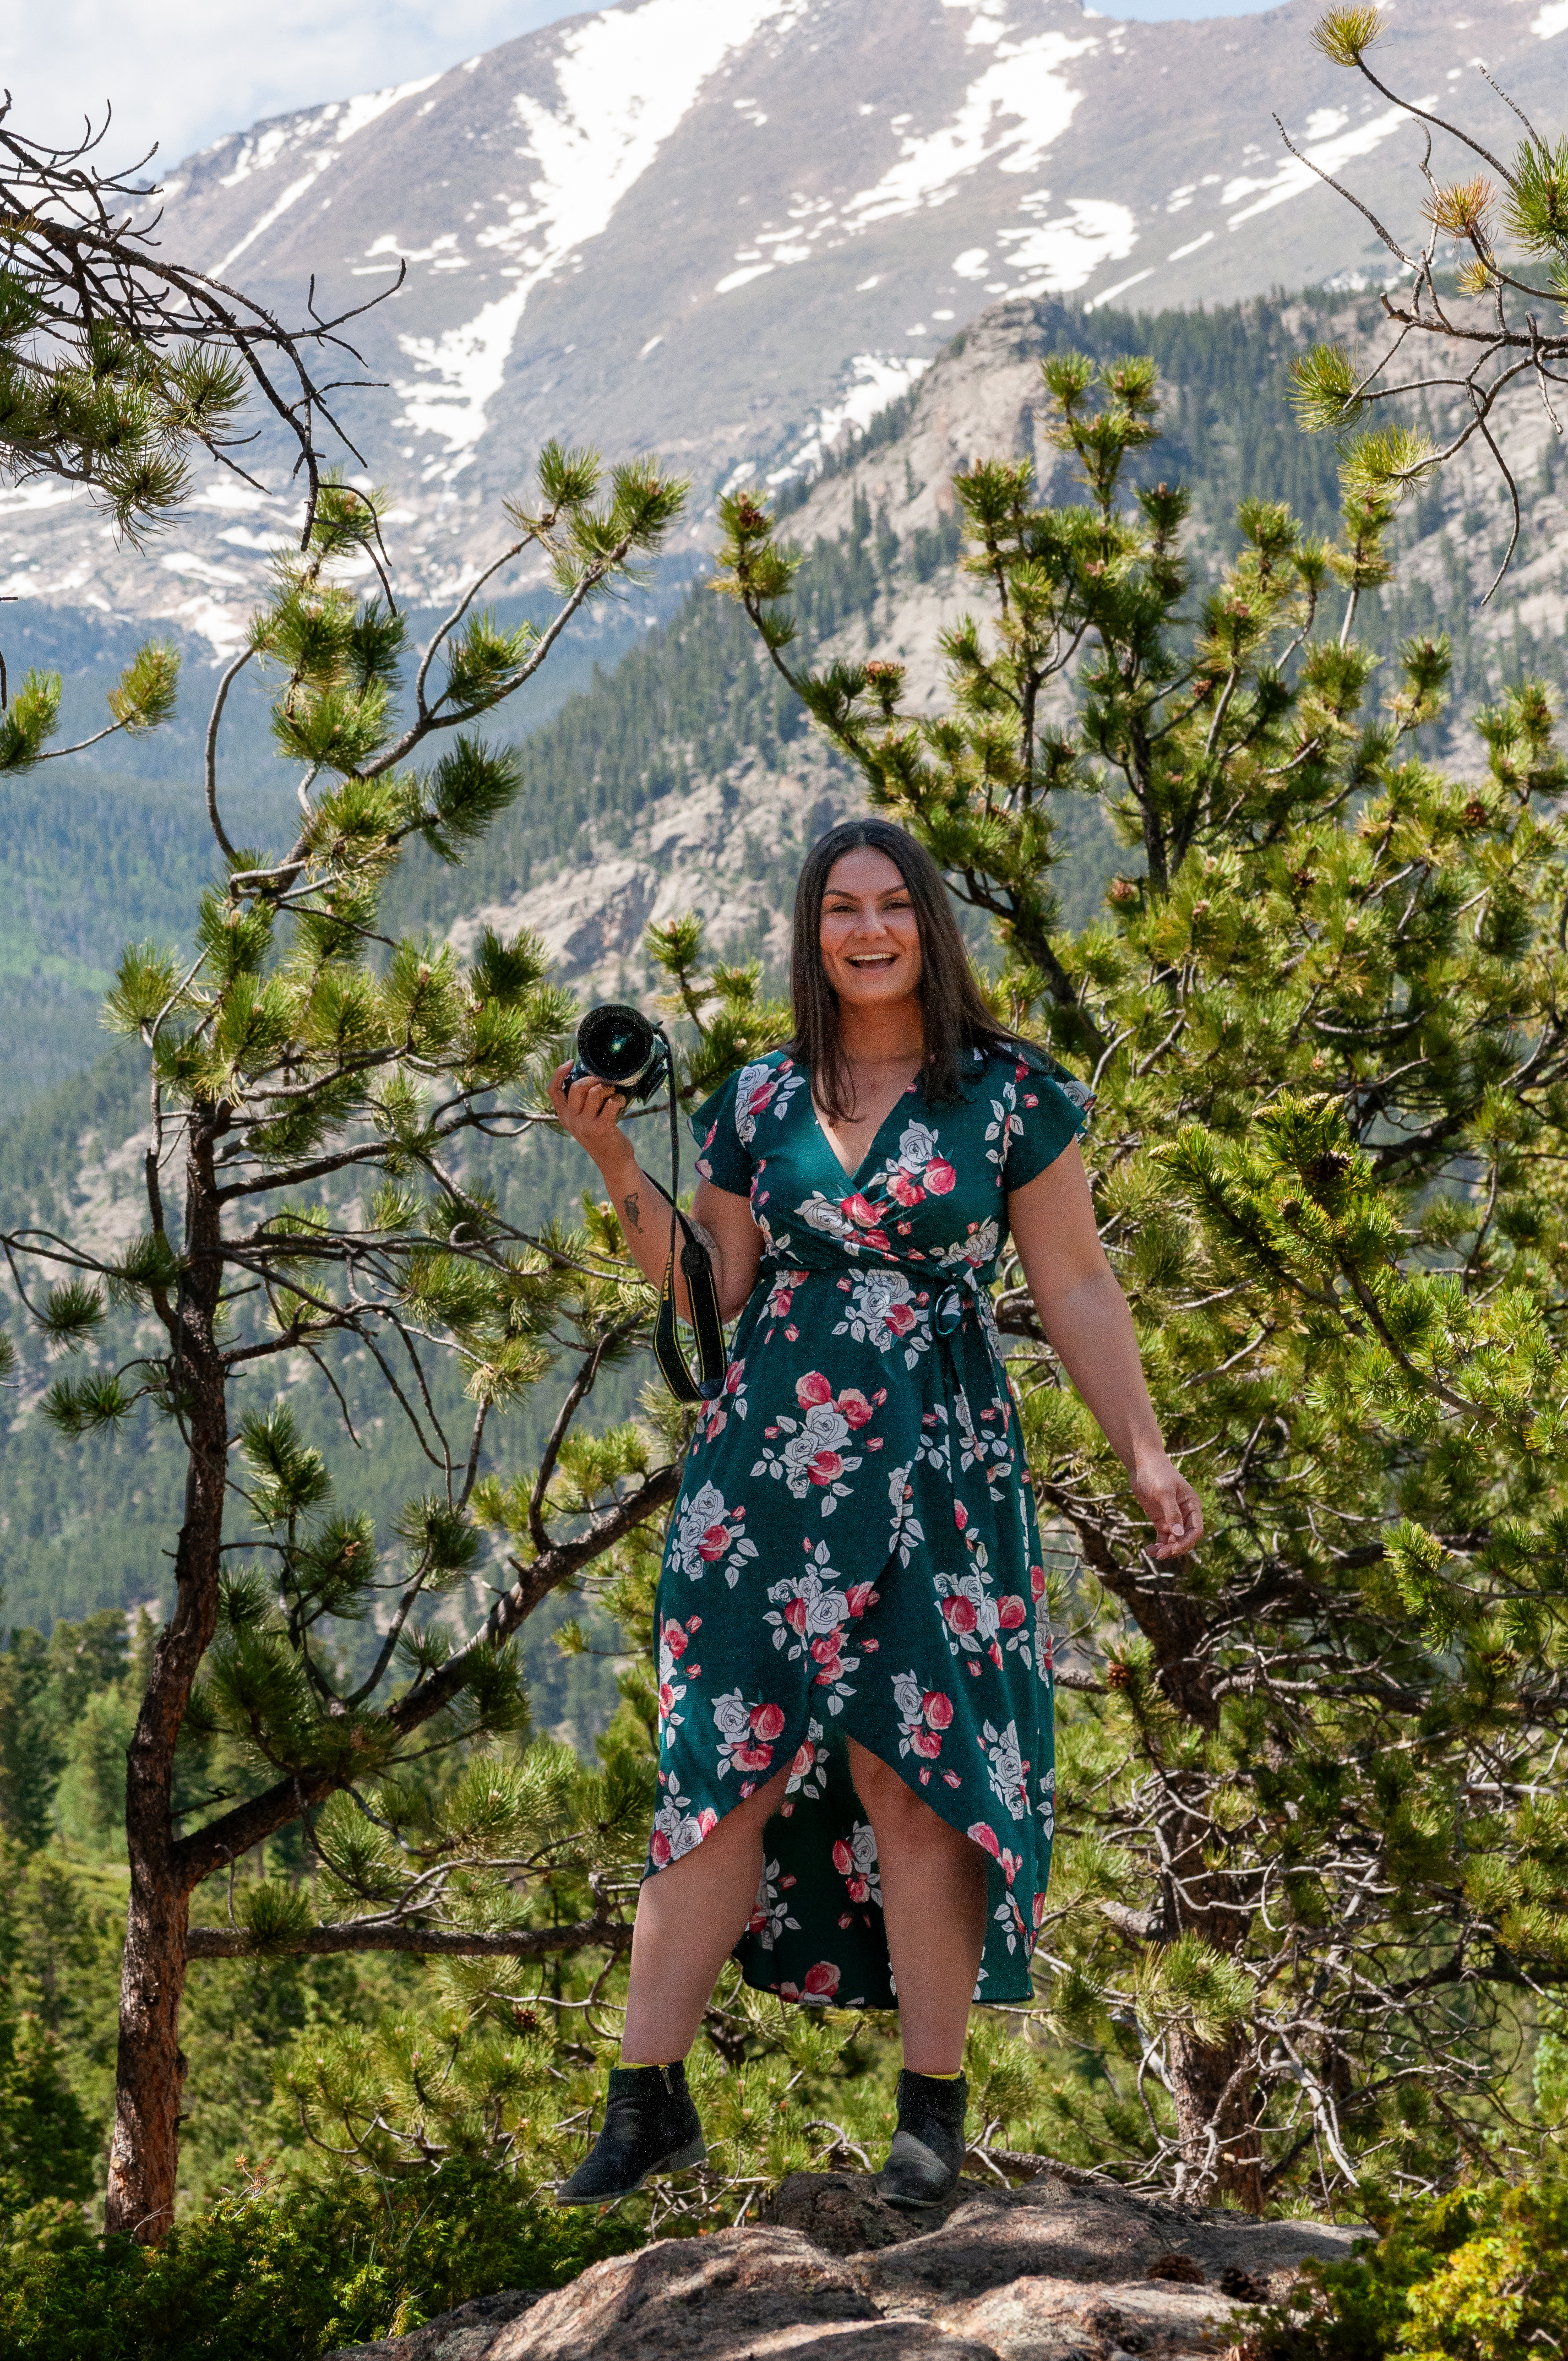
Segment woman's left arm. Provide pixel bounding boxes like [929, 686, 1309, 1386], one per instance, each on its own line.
[1007, 1141, 1202, 1559]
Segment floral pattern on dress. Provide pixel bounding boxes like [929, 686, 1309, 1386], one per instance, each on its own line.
[644, 1043, 1085, 2010]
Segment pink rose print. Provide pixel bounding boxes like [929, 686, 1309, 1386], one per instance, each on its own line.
[954, 1501, 969, 1531]
[889, 1172, 924, 1207]
[838, 1389, 874, 1429]
[796, 1370, 834, 1407]
[968, 1822, 1001, 1858]
[803, 1961, 841, 1999]
[832, 1839, 869, 1900]
[893, 1669, 954, 1776]
[884, 1301, 917, 1337]
[943, 1596, 978, 1635]
[651, 1830, 672, 1867]
[844, 1581, 878, 1619]
[841, 1194, 882, 1227]
[766, 1269, 808, 1319]
[714, 1690, 786, 1780]
[697, 1524, 731, 1562]
[698, 1808, 718, 1836]
[998, 1596, 1028, 1629]
[701, 1357, 747, 1443]
[1030, 1564, 1046, 1601]
[924, 1158, 957, 1195]
[808, 1450, 845, 1487]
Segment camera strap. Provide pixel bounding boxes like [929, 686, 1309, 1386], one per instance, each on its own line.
[643, 1029, 728, 1404]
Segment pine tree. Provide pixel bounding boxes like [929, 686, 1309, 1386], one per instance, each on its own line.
[0, 447, 708, 2240]
[718, 352, 1568, 2210]
[1291, 7, 1568, 595]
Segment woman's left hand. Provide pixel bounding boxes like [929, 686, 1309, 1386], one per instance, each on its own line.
[1130, 1452, 1204, 1559]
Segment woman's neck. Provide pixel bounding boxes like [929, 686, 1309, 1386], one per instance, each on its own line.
[837, 995, 924, 1068]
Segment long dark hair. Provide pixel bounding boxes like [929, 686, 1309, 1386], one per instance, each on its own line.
[791, 818, 1022, 1118]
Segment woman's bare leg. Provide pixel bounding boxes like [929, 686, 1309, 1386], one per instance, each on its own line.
[621, 1763, 793, 2064]
[846, 1738, 988, 2075]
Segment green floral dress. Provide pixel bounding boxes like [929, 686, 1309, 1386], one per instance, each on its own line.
[646, 1044, 1086, 2009]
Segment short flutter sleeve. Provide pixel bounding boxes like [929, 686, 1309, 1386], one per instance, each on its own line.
[690, 1058, 778, 1196]
[1000, 1052, 1090, 1193]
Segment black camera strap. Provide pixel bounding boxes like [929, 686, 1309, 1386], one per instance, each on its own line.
[642, 1028, 728, 1404]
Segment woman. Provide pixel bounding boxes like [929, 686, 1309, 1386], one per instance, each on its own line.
[549, 819, 1201, 2209]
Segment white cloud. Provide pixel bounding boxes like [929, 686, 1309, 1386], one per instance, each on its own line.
[0, 2, 580, 173]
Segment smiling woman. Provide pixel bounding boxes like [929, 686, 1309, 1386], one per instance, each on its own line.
[549, 815, 1201, 2215]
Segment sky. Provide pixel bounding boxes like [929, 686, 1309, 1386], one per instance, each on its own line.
[2, 0, 1279, 176]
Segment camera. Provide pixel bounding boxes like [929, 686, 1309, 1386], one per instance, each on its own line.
[568, 1003, 668, 1105]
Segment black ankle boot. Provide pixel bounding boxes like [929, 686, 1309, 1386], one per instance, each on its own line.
[875, 2069, 968, 2208]
[554, 2061, 705, 2205]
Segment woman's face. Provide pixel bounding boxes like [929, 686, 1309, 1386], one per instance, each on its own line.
[819, 847, 923, 1009]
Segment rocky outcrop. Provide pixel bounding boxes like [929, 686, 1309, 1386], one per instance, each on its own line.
[328, 2169, 1364, 2360]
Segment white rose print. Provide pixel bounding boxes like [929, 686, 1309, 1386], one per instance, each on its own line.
[672, 1481, 759, 1588]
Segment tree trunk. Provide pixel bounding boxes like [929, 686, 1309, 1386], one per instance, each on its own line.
[1167, 2024, 1264, 2213]
[105, 1105, 229, 2240]
[105, 1871, 190, 2238]
[1155, 1780, 1263, 2213]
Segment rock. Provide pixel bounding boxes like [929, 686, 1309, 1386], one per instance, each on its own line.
[328, 2289, 546, 2360]
[762, 2170, 987, 2256]
[486, 2225, 898, 2359]
[329, 2171, 1366, 2361]
[937, 2274, 1247, 2359]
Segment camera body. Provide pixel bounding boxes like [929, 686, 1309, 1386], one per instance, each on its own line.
[568, 1002, 667, 1105]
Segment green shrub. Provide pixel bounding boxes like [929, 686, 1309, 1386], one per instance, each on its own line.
[1246, 2177, 1568, 2360]
[0, 2163, 640, 2361]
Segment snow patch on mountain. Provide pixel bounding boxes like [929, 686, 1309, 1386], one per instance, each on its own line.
[843, 28, 1098, 229]
[998, 191, 1138, 294]
[1224, 100, 1428, 227]
[207, 78, 441, 274]
[392, 0, 812, 476]
[776, 355, 935, 483]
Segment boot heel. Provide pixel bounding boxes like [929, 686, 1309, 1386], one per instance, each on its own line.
[666, 2134, 707, 2170]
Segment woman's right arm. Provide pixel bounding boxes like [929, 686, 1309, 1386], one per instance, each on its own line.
[549, 1063, 765, 1319]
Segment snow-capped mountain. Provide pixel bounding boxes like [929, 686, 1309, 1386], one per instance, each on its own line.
[10, 0, 1568, 645]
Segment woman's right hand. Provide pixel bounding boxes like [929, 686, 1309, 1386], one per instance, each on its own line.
[549, 1062, 635, 1176]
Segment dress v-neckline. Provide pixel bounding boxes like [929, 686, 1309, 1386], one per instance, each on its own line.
[809, 1077, 922, 1187]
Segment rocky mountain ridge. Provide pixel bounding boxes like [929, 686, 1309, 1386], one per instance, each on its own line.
[10, 0, 1568, 649]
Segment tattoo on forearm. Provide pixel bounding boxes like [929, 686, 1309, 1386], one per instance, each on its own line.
[622, 1191, 641, 1233]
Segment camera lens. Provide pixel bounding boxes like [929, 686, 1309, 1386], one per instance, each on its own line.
[576, 1002, 656, 1084]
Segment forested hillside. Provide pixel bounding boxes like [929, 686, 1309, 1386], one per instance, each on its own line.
[3, 284, 1564, 1706]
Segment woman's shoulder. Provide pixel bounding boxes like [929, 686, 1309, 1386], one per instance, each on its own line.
[692, 1049, 806, 1172]
[968, 1040, 1093, 1117]
[731, 1048, 805, 1145]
